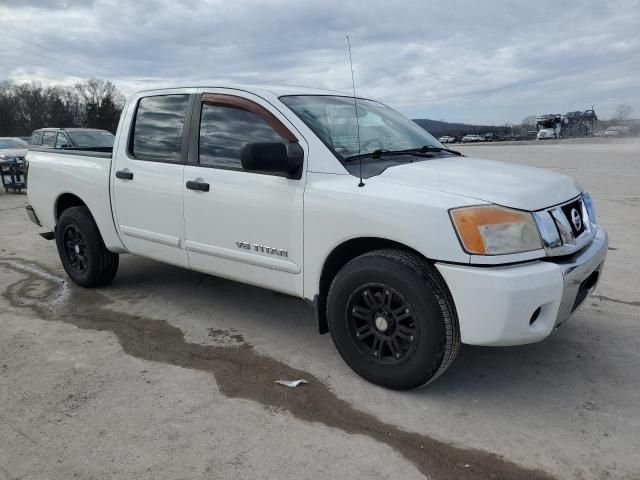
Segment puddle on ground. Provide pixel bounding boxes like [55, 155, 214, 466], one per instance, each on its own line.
[1, 257, 554, 480]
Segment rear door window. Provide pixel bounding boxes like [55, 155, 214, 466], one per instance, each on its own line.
[30, 131, 43, 146]
[42, 132, 56, 148]
[130, 94, 189, 162]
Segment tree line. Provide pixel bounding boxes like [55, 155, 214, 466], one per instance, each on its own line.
[0, 78, 124, 137]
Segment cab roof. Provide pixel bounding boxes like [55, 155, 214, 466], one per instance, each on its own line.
[33, 128, 111, 133]
[134, 84, 350, 98]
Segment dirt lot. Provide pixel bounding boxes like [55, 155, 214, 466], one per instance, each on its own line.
[1, 139, 639, 480]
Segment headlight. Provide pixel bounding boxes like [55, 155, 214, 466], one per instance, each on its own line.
[582, 192, 596, 225]
[450, 205, 542, 255]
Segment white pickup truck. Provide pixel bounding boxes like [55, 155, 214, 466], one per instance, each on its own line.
[25, 86, 607, 389]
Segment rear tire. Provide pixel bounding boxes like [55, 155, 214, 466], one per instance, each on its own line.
[55, 206, 119, 288]
[327, 249, 460, 390]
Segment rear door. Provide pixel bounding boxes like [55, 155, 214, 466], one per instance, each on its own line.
[182, 90, 306, 296]
[111, 90, 195, 267]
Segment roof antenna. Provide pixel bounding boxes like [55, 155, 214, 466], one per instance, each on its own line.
[346, 35, 364, 187]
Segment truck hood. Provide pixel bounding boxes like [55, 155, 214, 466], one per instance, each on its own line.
[371, 156, 581, 211]
[0, 148, 28, 158]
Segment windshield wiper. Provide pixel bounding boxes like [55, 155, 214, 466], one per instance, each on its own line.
[344, 148, 432, 163]
[344, 145, 462, 162]
[412, 145, 463, 156]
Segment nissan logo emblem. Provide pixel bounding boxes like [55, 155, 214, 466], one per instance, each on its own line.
[570, 208, 582, 231]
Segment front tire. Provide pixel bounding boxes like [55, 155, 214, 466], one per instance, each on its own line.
[55, 206, 119, 288]
[327, 249, 460, 390]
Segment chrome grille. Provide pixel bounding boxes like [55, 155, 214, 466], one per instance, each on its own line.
[533, 195, 596, 257]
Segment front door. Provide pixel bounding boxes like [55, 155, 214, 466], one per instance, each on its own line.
[112, 91, 194, 267]
[183, 91, 306, 296]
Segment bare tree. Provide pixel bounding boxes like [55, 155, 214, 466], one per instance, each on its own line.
[521, 115, 537, 128]
[614, 104, 633, 122]
[0, 78, 125, 136]
[75, 78, 125, 132]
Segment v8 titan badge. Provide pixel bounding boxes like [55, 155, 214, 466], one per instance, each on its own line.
[236, 241, 288, 257]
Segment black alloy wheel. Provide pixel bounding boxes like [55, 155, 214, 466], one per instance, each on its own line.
[55, 206, 119, 288]
[347, 283, 418, 364]
[62, 224, 89, 273]
[326, 249, 461, 390]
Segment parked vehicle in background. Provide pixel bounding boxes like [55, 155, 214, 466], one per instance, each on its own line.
[0, 137, 28, 161]
[604, 125, 630, 137]
[536, 114, 563, 139]
[25, 85, 607, 390]
[526, 130, 538, 139]
[29, 128, 115, 152]
[536, 110, 597, 140]
[438, 135, 455, 143]
[0, 137, 28, 192]
[461, 134, 483, 142]
[564, 110, 597, 137]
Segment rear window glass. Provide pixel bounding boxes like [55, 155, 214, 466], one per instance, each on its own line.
[55, 133, 69, 149]
[42, 132, 56, 147]
[68, 131, 114, 148]
[131, 94, 189, 162]
[0, 138, 28, 149]
[30, 132, 43, 146]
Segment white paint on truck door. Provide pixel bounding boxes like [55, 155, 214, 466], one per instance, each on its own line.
[183, 92, 305, 296]
[111, 92, 193, 268]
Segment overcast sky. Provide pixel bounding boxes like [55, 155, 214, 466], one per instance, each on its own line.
[1, 0, 638, 124]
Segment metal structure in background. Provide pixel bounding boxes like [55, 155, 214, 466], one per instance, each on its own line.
[536, 109, 598, 139]
[1, 159, 26, 193]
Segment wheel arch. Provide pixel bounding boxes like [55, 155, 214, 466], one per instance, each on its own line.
[314, 237, 431, 334]
[54, 192, 89, 224]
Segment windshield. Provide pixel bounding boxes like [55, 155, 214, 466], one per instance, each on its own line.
[280, 95, 443, 161]
[67, 131, 115, 148]
[0, 138, 28, 149]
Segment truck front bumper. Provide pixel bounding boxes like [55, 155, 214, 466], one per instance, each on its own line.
[436, 227, 608, 346]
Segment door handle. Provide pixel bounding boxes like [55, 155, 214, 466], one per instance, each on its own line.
[186, 180, 210, 192]
[115, 170, 134, 180]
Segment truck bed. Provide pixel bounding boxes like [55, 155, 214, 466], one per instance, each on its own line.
[25, 147, 125, 252]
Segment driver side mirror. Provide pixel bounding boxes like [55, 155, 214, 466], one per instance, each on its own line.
[240, 142, 303, 179]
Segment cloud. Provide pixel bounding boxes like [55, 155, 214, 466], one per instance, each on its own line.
[1, 0, 638, 123]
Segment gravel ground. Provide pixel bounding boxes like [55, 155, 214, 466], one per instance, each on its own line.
[1, 138, 639, 480]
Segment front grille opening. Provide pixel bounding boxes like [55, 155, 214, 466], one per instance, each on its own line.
[572, 270, 600, 312]
[561, 200, 586, 237]
[529, 307, 542, 326]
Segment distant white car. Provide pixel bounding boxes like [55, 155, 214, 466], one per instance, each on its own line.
[461, 135, 483, 143]
[0, 137, 28, 192]
[438, 136, 455, 143]
[0, 137, 28, 162]
[604, 126, 630, 137]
